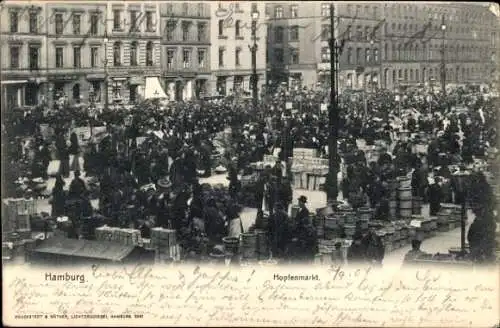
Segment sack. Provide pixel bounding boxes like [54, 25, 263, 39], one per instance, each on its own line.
[47, 160, 61, 177]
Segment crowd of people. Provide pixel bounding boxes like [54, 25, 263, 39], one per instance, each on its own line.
[2, 83, 498, 263]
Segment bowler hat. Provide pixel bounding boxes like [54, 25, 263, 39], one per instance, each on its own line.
[298, 195, 307, 203]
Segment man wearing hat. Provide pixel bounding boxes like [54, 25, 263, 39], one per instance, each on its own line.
[295, 196, 310, 226]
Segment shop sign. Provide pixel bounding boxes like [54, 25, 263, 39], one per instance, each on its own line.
[49, 75, 78, 81]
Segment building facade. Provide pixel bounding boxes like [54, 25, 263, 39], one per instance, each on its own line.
[159, 2, 211, 101]
[105, 1, 162, 105]
[44, 2, 108, 107]
[265, 2, 499, 92]
[1, 3, 48, 110]
[0, 1, 162, 110]
[210, 2, 267, 97]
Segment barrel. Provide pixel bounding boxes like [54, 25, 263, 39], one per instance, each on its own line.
[314, 216, 325, 238]
[222, 237, 240, 256]
[23, 239, 36, 262]
[240, 233, 257, 260]
[389, 200, 398, 218]
[436, 211, 449, 225]
[412, 196, 422, 215]
[359, 218, 369, 231]
[209, 253, 226, 264]
[397, 176, 412, 189]
[324, 229, 339, 240]
[254, 229, 269, 260]
[324, 216, 338, 229]
[341, 211, 357, 225]
[318, 250, 333, 265]
[398, 187, 412, 199]
[357, 207, 374, 221]
[399, 197, 413, 218]
[291, 205, 300, 219]
[400, 226, 409, 240]
[344, 224, 356, 238]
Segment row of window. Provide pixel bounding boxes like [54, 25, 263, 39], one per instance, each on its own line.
[112, 10, 155, 32]
[165, 3, 206, 17]
[165, 21, 207, 42]
[384, 43, 492, 62]
[319, 3, 491, 24]
[267, 48, 300, 65]
[217, 46, 271, 67]
[9, 45, 40, 70]
[273, 26, 300, 43]
[217, 19, 258, 38]
[9, 10, 101, 35]
[9, 9, 160, 35]
[268, 5, 299, 19]
[165, 48, 207, 69]
[387, 66, 478, 84]
[8, 42, 157, 69]
[320, 47, 380, 64]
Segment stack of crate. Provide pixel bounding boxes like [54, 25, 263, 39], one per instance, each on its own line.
[150, 228, 179, 262]
[95, 226, 141, 246]
[95, 225, 114, 241]
[2, 198, 35, 237]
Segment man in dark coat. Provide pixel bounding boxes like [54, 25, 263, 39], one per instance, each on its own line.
[428, 177, 443, 216]
[347, 232, 366, 263]
[51, 174, 66, 217]
[204, 198, 225, 244]
[269, 201, 292, 258]
[69, 170, 87, 200]
[294, 195, 310, 226]
[362, 227, 385, 265]
[278, 178, 293, 211]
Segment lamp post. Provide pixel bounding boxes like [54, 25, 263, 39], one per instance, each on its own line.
[370, 39, 374, 93]
[249, 9, 260, 110]
[325, 4, 346, 202]
[103, 34, 109, 112]
[88, 86, 95, 137]
[453, 170, 470, 255]
[440, 15, 447, 97]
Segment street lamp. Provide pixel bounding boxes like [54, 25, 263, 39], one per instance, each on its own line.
[326, 4, 345, 202]
[453, 170, 471, 255]
[88, 86, 95, 137]
[249, 9, 260, 110]
[440, 15, 447, 97]
[103, 34, 109, 112]
[370, 39, 374, 93]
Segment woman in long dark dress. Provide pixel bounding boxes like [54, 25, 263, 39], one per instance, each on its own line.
[69, 132, 81, 172]
[51, 174, 66, 217]
[57, 134, 70, 178]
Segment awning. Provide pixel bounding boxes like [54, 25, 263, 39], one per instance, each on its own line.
[1, 80, 28, 85]
[87, 73, 106, 80]
[129, 76, 144, 85]
[32, 236, 136, 261]
[143, 76, 168, 100]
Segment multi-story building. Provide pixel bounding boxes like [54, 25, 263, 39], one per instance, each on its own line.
[105, 1, 162, 105]
[210, 2, 267, 97]
[45, 2, 108, 106]
[159, 2, 211, 101]
[265, 2, 499, 92]
[1, 3, 48, 109]
[0, 1, 162, 109]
